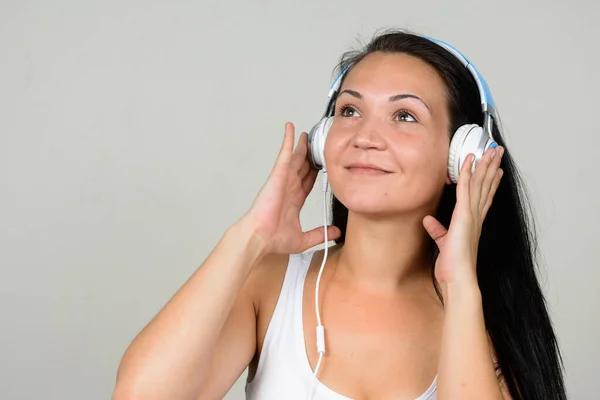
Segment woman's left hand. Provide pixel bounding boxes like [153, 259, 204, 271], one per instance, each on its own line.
[423, 146, 505, 288]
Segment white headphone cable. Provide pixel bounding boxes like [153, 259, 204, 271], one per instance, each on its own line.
[309, 171, 329, 400]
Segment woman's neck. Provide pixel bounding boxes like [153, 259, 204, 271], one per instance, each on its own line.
[333, 210, 433, 293]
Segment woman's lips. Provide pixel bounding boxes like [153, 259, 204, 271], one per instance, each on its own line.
[346, 166, 392, 175]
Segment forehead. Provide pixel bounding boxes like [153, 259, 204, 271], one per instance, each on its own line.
[340, 52, 447, 105]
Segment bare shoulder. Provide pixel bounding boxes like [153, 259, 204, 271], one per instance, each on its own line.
[246, 245, 341, 354]
[247, 246, 334, 350]
[240, 252, 291, 356]
[247, 252, 291, 314]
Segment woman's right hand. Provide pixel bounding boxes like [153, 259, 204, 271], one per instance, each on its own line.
[240, 122, 341, 256]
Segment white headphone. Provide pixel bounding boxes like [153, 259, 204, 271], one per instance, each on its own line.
[306, 36, 502, 400]
[307, 36, 502, 183]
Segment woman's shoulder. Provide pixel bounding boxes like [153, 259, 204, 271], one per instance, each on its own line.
[248, 244, 341, 306]
[247, 252, 291, 311]
[249, 244, 341, 318]
[248, 249, 312, 312]
[246, 251, 296, 359]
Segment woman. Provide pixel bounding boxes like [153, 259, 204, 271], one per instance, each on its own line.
[112, 30, 567, 400]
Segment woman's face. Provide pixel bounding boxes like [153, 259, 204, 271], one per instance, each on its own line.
[324, 51, 452, 217]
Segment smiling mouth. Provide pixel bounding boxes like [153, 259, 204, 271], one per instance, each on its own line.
[345, 166, 392, 175]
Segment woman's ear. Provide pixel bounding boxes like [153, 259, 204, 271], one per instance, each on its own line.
[445, 174, 452, 185]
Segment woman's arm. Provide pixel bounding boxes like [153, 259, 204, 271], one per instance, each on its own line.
[112, 219, 265, 400]
[437, 280, 511, 399]
[423, 146, 510, 399]
[112, 123, 340, 400]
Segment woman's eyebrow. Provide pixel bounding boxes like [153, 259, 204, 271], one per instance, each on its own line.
[389, 93, 431, 113]
[338, 89, 431, 113]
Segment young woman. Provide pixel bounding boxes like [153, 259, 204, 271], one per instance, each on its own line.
[113, 30, 567, 400]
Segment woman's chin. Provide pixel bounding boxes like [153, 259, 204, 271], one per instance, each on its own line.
[334, 188, 432, 219]
[336, 194, 401, 216]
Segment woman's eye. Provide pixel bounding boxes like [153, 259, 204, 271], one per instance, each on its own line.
[338, 106, 415, 122]
[339, 106, 360, 117]
[397, 111, 416, 122]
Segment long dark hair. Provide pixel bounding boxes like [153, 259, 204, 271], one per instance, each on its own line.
[328, 30, 566, 400]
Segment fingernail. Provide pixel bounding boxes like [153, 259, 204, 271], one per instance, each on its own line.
[499, 147, 505, 157]
[491, 149, 497, 159]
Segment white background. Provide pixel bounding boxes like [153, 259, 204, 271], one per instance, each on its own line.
[0, 0, 597, 399]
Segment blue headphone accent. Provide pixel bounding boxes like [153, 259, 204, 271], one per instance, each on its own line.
[424, 37, 496, 111]
[308, 35, 501, 184]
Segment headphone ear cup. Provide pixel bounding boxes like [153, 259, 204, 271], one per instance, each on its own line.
[448, 124, 483, 183]
[308, 116, 334, 170]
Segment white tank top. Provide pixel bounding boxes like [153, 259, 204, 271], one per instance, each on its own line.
[245, 249, 438, 400]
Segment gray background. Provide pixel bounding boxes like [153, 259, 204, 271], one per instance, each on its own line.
[1, 0, 597, 399]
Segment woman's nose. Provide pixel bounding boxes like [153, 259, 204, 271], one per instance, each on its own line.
[351, 120, 386, 150]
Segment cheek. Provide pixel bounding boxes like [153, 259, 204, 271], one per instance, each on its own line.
[392, 146, 448, 208]
[389, 137, 449, 206]
[323, 128, 345, 168]
[423, 129, 450, 165]
[421, 139, 449, 173]
[397, 135, 448, 175]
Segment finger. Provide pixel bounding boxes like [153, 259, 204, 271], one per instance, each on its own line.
[301, 167, 319, 195]
[290, 131, 309, 171]
[301, 225, 342, 251]
[479, 146, 504, 212]
[482, 168, 503, 218]
[457, 153, 475, 206]
[297, 157, 311, 180]
[470, 147, 496, 211]
[272, 122, 296, 170]
[422, 215, 448, 247]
